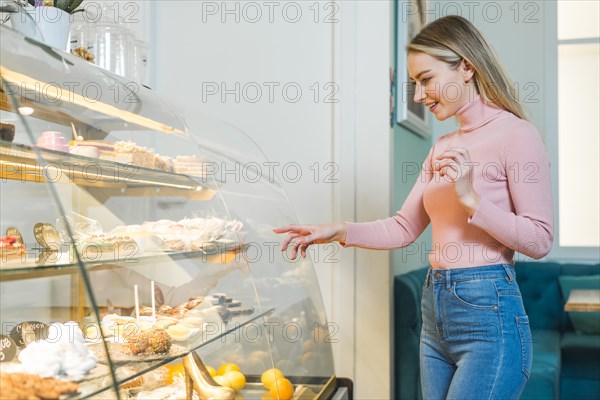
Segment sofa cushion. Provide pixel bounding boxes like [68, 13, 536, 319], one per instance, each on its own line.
[561, 333, 600, 399]
[394, 268, 428, 400]
[558, 274, 600, 334]
[561, 333, 600, 381]
[561, 378, 600, 400]
[515, 262, 600, 331]
[515, 262, 566, 330]
[522, 330, 561, 400]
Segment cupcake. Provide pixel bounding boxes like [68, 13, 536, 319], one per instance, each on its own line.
[0, 122, 15, 142]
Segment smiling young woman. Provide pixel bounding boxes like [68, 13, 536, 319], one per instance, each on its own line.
[275, 15, 554, 400]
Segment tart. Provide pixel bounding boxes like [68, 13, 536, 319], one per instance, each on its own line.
[0, 236, 26, 263]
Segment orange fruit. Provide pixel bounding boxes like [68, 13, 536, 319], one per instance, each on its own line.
[206, 365, 217, 377]
[261, 392, 276, 400]
[269, 377, 294, 400]
[261, 368, 284, 389]
[225, 370, 246, 391]
[214, 374, 232, 389]
[166, 363, 185, 384]
[217, 363, 241, 376]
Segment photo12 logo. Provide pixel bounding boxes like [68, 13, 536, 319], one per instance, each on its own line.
[399, 1, 541, 25]
[201, 82, 339, 104]
[200, 1, 340, 24]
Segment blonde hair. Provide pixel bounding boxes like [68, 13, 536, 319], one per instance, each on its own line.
[407, 15, 527, 120]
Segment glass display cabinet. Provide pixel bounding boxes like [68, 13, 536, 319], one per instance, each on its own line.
[0, 25, 339, 399]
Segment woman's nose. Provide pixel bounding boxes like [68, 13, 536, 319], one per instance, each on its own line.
[413, 82, 426, 103]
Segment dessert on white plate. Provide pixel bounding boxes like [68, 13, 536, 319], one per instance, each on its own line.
[16, 322, 97, 380]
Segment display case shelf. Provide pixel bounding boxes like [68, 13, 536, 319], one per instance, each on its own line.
[0, 308, 275, 400]
[0, 142, 216, 199]
[82, 308, 275, 399]
[0, 241, 244, 282]
[0, 90, 100, 137]
[1, 24, 338, 400]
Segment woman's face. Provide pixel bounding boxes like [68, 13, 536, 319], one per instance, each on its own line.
[407, 51, 476, 121]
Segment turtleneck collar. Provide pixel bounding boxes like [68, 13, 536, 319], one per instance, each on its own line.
[454, 93, 504, 132]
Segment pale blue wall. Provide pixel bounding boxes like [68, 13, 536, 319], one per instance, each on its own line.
[391, 125, 432, 275]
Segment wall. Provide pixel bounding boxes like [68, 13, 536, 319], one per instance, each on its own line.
[391, 125, 432, 275]
[425, 1, 547, 143]
[148, 1, 394, 398]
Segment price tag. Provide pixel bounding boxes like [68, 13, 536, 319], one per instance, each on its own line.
[0, 335, 17, 362]
[9, 321, 49, 348]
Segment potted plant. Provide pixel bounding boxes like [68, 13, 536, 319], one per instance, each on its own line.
[27, 0, 85, 14]
[11, 0, 87, 50]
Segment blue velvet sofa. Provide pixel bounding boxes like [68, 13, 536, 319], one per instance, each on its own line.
[394, 261, 600, 399]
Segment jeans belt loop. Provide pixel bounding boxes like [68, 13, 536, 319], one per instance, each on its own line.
[445, 270, 452, 291]
[502, 263, 513, 284]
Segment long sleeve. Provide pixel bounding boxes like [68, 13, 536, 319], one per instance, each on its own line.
[344, 148, 433, 249]
[468, 122, 554, 259]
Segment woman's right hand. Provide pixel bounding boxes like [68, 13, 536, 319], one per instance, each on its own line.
[273, 223, 347, 259]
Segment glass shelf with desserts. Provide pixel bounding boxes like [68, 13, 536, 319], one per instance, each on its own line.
[0, 241, 245, 282]
[0, 141, 219, 199]
[0, 24, 338, 400]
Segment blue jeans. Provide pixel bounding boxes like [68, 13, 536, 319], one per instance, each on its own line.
[420, 264, 532, 400]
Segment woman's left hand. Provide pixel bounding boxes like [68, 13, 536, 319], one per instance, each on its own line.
[434, 147, 481, 216]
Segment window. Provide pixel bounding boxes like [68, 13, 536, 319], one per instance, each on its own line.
[557, 0, 599, 248]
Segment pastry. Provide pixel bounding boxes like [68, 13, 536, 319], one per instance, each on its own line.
[133, 217, 244, 252]
[36, 131, 68, 152]
[117, 365, 168, 391]
[127, 327, 172, 355]
[0, 373, 79, 400]
[134, 381, 192, 400]
[154, 317, 179, 330]
[158, 305, 174, 315]
[84, 323, 102, 340]
[100, 141, 156, 169]
[33, 223, 61, 250]
[166, 323, 197, 342]
[120, 374, 145, 390]
[180, 317, 204, 329]
[76, 235, 139, 260]
[17, 322, 97, 379]
[71, 47, 95, 62]
[139, 306, 155, 317]
[185, 296, 205, 310]
[69, 145, 100, 158]
[155, 155, 173, 172]
[173, 155, 208, 177]
[0, 236, 26, 262]
[101, 314, 137, 340]
[68, 139, 115, 152]
[0, 122, 16, 142]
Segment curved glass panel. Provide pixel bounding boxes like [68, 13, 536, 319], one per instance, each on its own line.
[1, 23, 335, 399]
[182, 107, 336, 386]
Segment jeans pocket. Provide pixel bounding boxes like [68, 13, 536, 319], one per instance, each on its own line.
[516, 316, 533, 379]
[451, 278, 498, 309]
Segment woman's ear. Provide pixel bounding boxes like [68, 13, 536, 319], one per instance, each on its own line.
[461, 59, 475, 83]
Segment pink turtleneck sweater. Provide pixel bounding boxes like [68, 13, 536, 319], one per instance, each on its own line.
[344, 94, 554, 268]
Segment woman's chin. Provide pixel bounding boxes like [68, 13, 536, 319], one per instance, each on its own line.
[432, 111, 447, 121]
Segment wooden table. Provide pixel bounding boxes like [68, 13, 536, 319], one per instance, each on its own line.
[564, 289, 600, 312]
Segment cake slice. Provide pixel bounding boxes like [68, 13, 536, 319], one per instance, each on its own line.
[0, 236, 26, 263]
